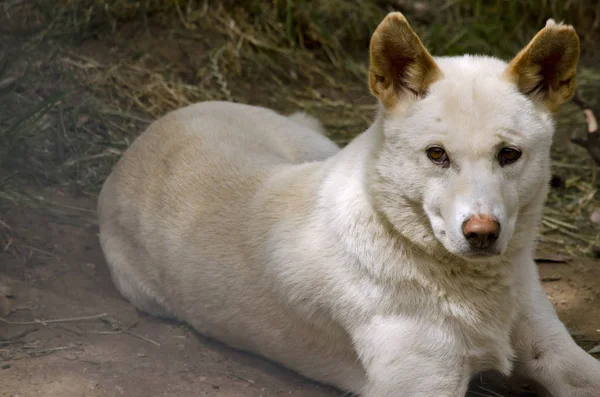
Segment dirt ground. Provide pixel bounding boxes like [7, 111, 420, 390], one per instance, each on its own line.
[1, 3, 600, 397]
[0, 185, 598, 397]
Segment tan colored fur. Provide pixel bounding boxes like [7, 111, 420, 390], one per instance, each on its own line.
[369, 13, 442, 109]
[98, 12, 600, 397]
[504, 19, 580, 113]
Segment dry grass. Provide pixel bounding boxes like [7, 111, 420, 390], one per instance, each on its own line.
[0, 0, 599, 256]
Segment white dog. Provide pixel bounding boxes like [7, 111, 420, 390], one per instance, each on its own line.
[98, 12, 600, 396]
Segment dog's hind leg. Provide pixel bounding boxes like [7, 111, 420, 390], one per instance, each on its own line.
[100, 230, 174, 319]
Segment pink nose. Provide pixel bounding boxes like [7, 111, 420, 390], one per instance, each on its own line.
[462, 214, 500, 249]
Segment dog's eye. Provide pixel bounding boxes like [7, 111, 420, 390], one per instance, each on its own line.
[426, 146, 450, 167]
[498, 147, 522, 166]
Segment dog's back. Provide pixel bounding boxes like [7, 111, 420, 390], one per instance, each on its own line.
[97, 101, 365, 390]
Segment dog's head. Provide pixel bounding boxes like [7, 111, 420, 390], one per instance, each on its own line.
[369, 13, 579, 260]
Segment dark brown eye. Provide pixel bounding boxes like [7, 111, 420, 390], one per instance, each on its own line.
[427, 146, 450, 167]
[498, 147, 522, 166]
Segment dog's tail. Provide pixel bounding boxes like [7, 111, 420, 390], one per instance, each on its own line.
[287, 112, 327, 135]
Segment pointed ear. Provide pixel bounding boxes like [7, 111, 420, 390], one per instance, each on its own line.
[369, 12, 442, 109]
[505, 19, 580, 113]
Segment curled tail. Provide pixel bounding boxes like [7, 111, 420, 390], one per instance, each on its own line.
[287, 112, 327, 135]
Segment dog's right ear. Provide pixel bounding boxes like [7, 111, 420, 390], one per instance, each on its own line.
[369, 12, 442, 110]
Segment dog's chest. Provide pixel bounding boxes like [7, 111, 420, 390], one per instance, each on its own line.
[432, 273, 518, 375]
[377, 268, 518, 375]
[450, 293, 517, 375]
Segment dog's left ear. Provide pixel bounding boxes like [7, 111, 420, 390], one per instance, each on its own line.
[369, 12, 442, 109]
[505, 19, 580, 113]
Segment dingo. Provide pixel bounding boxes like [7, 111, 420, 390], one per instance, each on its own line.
[98, 12, 600, 396]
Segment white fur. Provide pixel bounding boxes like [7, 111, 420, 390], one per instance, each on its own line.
[98, 28, 600, 397]
[288, 111, 327, 135]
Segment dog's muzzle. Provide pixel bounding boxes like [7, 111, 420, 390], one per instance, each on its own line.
[462, 213, 500, 252]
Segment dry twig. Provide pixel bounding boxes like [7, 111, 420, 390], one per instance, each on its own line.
[0, 313, 108, 326]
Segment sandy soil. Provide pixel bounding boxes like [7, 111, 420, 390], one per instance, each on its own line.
[0, 186, 599, 397]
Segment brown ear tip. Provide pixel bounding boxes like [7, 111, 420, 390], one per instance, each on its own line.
[372, 11, 415, 45]
[383, 11, 409, 25]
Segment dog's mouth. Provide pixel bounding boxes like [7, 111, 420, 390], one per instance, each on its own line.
[456, 247, 503, 260]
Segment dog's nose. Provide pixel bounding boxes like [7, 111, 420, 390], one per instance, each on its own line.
[462, 214, 500, 249]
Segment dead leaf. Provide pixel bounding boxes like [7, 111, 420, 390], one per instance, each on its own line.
[534, 252, 571, 263]
[0, 284, 16, 317]
[541, 276, 562, 282]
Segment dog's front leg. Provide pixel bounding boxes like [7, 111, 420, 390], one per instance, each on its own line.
[511, 250, 600, 397]
[352, 315, 470, 397]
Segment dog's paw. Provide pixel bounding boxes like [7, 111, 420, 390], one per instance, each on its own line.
[564, 387, 600, 397]
[538, 384, 600, 397]
[553, 362, 600, 397]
